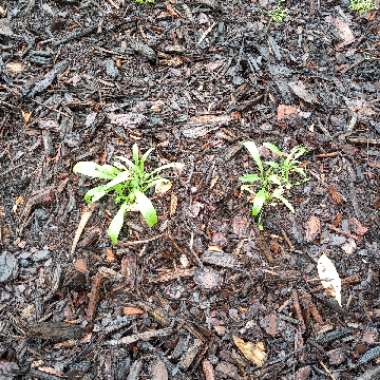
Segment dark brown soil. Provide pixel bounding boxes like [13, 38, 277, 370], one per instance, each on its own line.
[0, 1, 379, 379]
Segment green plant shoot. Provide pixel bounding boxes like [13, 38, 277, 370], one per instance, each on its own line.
[73, 144, 181, 245]
[240, 141, 307, 229]
[270, 0, 287, 23]
[349, 0, 375, 13]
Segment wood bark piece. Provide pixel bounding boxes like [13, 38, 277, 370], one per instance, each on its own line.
[106, 327, 173, 346]
[202, 360, 215, 380]
[179, 339, 203, 370]
[86, 272, 105, 321]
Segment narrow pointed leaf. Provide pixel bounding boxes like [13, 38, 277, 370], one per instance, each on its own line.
[251, 189, 267, 217]
[132, 143, 139, 165]
[73, 162, 118, 179]
[141, 148, 154, 163]
[272, 188, 295, 213]
[263, 142, 284, 156]
[102, 171, 130, 191]
[268, 174, 281, 185]
[239, 174, 260, 183]
[84, 185, 108, 203]
[107, 202, 128, 245]
[150, 162, 184, 176]
[243, 141, 263, 172]
[134, 190, 157, 227]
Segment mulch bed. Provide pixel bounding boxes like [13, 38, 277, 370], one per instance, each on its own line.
[0, 0, 379, 379]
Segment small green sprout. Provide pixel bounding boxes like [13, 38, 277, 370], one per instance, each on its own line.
[350, 0, 375, 13]
[74, 144, 181, 245]
[270, 0, 287, 23]
[133, 0, 155, 4]
[240, 141, 307, 229]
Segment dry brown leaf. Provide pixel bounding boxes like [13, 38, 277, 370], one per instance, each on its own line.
[21, 110, 32, 126]
[333, 17, 355, 49]
[328, 186, 345, 205]
[317, 254, 342, 306]
[71, 204, 95, 255]
[305, 215, 321, 242]
[37, 367, 64, 377]
[202, 360, 215, 380]
[74, 258, 88, 274]
[122, 306, 145, 316]
[105, 248, 115, 263]
[170, 193, 178, 216]
[288, 81, 318, 104]
[349, 218, 368, 238]
[277, 104, 299, 122]
[233, 336, 267, 367]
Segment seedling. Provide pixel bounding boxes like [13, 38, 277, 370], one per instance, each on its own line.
[270, 0, 287, 23]
[133, 0, 155, 4]
[350, 0, 375, 13]
[240, 141, 307, 229]
[73, 144, 180, 245]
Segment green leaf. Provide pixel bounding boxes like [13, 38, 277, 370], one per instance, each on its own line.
[115, 156, 134, 168]
[102, 171, 130, 191]
[132, 144, 139, 165]
[84, 185, 108, 203]
[150, 162, 184, 176]
[293, 167, 307, 178]
[268, 174, 282, 185]
[141, 148, 154, 163]
[134, 190, 158, 227]
[251, 189, 267, 217]
[272, 188, 295, 213]
[107, 202, 128, 245]
[243, 141, 263, 172]
[73, 162, 118, 179]
[287, 145, 307, 162]
[263, 142, 284, 157]
[267, 160, 280, 169]
[239, 174, 261, 183]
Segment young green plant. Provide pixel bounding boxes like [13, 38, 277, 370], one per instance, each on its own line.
[73, 144, 180, 245]
[350, 0, 375, 13]
[240, 141, 307, 229]
[270, 0, 287, 23]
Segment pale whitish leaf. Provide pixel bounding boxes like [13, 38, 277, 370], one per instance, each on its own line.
[243, 141, 263, 172]
[115, 156, 134, 168]
[154, 178, 172, 194]
[233, 336, 267, 367]
[134, 190, 157, 227]
[272, 188, 294, 213]
[150, 162, 184, 175]
[251, 189, 267, 217]
[73, 162, 118, 180]
[141, 148, 154, 163]
[132, 144, 139, 164]
[107, 202, 128, 245]
[317, 254, 342, 306]
[263, 142, 284, 156]
[239, 174, 260, 183]
[268, 174, 281, 185]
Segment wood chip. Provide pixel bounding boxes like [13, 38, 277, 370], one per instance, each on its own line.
[305, 215, 321, 242]
[86, 272, 105, 321]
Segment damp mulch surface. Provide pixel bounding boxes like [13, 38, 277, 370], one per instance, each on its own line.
[0, 1, 380, 379]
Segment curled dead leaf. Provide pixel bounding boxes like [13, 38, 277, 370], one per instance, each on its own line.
[328, 186, 345, 205]
[233, 336, 267, 367]
[305, 215, 321, 242]
[317, 254, 342, 306]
